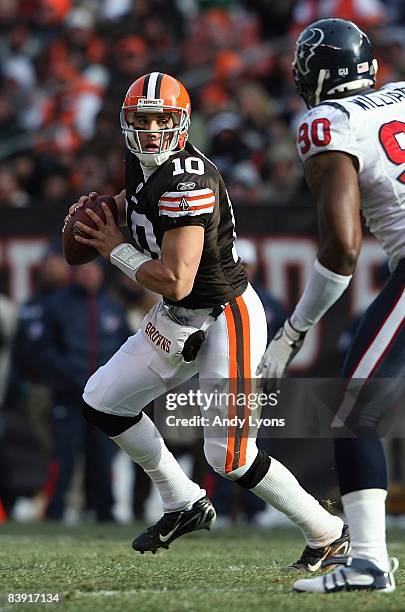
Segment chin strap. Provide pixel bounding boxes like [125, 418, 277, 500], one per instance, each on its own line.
[136, 150, 174, 167]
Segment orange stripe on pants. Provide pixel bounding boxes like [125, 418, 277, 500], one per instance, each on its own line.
[236, 295, 251, 469]
[225, 304, 238, 473]
[224, 297, 252, 473]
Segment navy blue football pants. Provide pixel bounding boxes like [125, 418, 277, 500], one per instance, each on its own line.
[335, 259, 405, 495]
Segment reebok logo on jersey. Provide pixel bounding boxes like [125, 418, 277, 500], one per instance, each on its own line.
[144, 322, 171, 353]
[177, 182, 195, 190]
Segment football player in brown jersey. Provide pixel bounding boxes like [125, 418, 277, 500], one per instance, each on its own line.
[66, 73, 348, 564]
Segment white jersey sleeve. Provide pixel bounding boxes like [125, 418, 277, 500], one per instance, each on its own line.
[295, 82, 405, 272]
[296, 103, 364, 170]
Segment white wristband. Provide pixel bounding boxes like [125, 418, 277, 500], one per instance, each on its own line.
[290, 259, 352, 332]
[110, 242, 151, 281]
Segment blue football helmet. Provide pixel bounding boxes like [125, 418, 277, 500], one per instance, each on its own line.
[292, 18, 378, 108]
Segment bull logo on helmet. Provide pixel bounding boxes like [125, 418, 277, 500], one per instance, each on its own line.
[294, 28, 325, 76]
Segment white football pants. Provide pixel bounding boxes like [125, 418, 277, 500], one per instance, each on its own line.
[83, 283, 267, 479]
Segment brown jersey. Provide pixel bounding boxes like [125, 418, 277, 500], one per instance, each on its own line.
[125, 142, 247, 308]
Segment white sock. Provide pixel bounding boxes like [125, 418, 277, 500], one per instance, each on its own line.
[342, 488, 389, 571]
[111, 413, 204, 513]
[252, 457, 343, 548]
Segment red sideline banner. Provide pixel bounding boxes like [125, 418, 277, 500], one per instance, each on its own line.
[0, 206, 387, 375]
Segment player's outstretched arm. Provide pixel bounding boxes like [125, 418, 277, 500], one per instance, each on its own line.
[257, 151, 362, 382]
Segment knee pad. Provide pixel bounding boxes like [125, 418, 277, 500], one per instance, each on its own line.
[82, 402, 143, 437]
[234, 449, 271, 489]
[204, 442, 271, 486]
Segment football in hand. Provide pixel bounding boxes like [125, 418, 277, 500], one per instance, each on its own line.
[62, 195, 119, 265]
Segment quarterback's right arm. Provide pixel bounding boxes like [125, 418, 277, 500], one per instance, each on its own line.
[134, 225, 204, 300]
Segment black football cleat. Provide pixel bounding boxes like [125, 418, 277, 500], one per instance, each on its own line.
[288, 524, 350, 572]
[132, 495, 216, 553]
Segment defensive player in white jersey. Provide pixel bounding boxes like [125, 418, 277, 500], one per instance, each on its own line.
[66, 72, 348, 563]
[258, 18, 405, 592]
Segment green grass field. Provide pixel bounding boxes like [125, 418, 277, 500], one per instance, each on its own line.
[1, 522, 404, 611]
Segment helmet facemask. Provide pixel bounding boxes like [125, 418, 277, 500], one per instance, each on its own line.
[120, 104, 190, 167]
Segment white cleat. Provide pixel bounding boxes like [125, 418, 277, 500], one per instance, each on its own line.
[293, 557, 399, 593]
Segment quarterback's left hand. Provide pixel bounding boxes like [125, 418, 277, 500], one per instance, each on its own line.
[256, 319, 306, 385]
[74, 203, 125, 260]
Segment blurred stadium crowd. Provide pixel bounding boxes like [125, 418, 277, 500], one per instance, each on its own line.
[1, 0, 405, 210]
